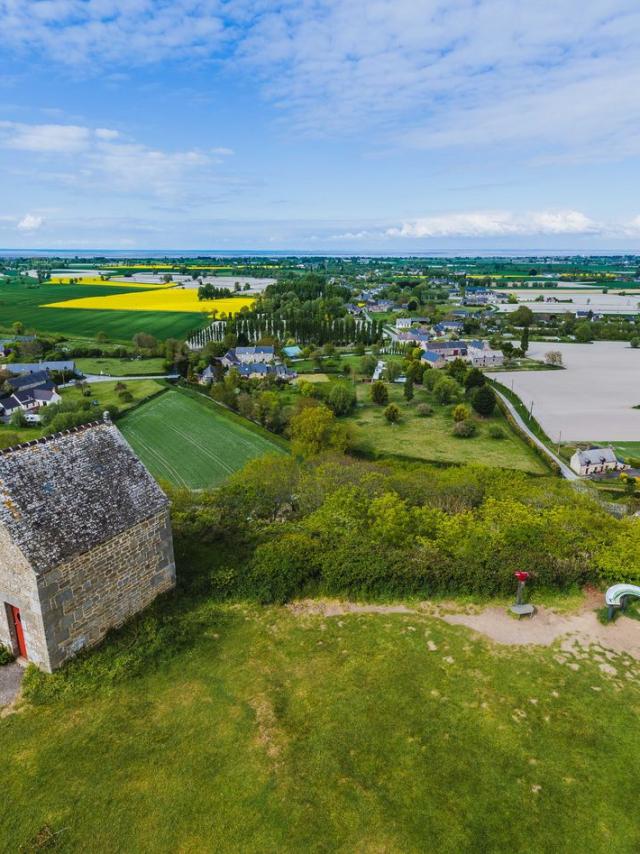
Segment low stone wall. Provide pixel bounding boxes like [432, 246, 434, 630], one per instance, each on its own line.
[37, 509, 176, 671]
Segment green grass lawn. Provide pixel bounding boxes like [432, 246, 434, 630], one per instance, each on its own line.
[347, 384, 548, 474]
[0, 379, 164, 446]
[611, 442, 640, 462]
[0, 281, 203, 341]
[2, 597, 639, 852]
[119, 387, 286, 489]
[75, 356, 168, 376]
[62, 378, 165, 412]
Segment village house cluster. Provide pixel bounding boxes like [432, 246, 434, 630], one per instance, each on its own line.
[0, 365, 74, 423]
[199, 345, 297, 383]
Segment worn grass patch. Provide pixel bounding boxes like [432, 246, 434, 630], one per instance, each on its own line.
[2, 602, 640, 852]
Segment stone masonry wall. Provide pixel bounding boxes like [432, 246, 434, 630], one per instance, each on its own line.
[36, 508, 176, 671]
[0, 525, 50, 669]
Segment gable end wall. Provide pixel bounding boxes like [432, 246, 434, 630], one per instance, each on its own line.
[37, 508, 176, 671]
[0, 524, 51, 668]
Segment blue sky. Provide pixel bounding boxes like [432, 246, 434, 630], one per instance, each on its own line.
[1, 0, 640, 251]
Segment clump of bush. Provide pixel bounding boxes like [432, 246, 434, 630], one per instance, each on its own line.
[416, 403, 433, 417]
[0, 644, 15, 666]
[453, 403, 471, 423]
[251, 531, 319, 604]
[453, 419, 476, 438]
[384, 403, 400, 423]
[488, 425, 507, 440]
[471, 385, 496, 416]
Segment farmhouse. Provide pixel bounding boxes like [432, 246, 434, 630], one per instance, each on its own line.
[221, 346, 275, 367]
[466, 340, 504, 367]
[395, 317, 413, 329]
[0, 388, 61, 423]
[425, 340, 468, 359]
[421, 351, 447, 368]
[0, 369, 62, 422]
[569, 447, 628, 477]
[0, 419, 176, 671]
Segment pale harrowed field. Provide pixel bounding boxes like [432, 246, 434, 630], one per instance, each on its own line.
[493, 341, 640, 442]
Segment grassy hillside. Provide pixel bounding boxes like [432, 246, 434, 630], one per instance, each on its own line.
[119, 388, 286, 489]
[3, 598, 639, 853]
[346, 384, 548, 474]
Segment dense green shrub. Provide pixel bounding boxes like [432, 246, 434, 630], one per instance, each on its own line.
[384, 403, 400, 423]
[251, 531, 319, 603]
[433, 375, 460, 405]
[370, 381, 389, 405]
[452, 404, 470, 422]
[472, 385, 497, 416]
[488, 425, 507, 440]
[416, 403, 433, 417]
[453, 419, 476, 438]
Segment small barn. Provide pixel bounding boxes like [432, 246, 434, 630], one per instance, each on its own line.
[0, 419, 176, 671]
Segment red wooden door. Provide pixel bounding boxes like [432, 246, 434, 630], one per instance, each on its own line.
[10, 606, 27, 658]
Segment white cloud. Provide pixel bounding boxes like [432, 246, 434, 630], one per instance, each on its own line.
[0, 121, 90, 152]
[386, 210, 602, 238]
[2, 2, 640, 159]
[0, 0, 231, 64]
[17, 214, 44, 231]
[0, 120, 238, 201]
[95, 128, 120, 140]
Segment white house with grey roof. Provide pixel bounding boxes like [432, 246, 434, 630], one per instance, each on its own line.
[569, 446, 628, 477]
[0, 419, 175, 671]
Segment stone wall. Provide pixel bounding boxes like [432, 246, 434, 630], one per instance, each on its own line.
[36, 508, 176, 671]
[0, 525, 50, 668]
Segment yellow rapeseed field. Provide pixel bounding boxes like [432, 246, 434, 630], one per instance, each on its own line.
[50, 275, 170, 288]
[44, 288, 255, 315]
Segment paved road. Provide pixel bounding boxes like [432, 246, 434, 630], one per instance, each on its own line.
[493, 388, 578, 480]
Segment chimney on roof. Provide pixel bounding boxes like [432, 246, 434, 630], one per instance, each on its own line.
[103, 410, 111, 424]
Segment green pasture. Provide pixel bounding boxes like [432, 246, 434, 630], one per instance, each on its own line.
[119, 388, 286, 489]
[75, 357, 167, 376]
[0, 281, 203, 341]
[611, 442, 640, 463]
[347, 384, 548, 474]
[3, 595, 640, 853]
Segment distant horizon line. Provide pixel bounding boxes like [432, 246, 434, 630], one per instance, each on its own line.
[2, 248, 640, 260]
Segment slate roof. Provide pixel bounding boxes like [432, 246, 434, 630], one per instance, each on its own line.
[5, 361, 75, 375]
[8, 371, 53, 393]
[0, 421, 168, 574]
[574, 447, 620, 467]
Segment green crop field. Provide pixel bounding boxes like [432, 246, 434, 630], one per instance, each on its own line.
[119, 388, 286, 488]
[0, 281, 203, 341]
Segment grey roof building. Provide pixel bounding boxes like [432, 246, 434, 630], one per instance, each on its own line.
[4, 361, 75, 375]
[0, 420, 175, 671]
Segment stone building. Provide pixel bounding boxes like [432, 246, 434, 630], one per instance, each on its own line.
[0, 419, 176, 671]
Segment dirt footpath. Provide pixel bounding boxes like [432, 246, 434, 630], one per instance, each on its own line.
[288, 597, 640, 661]
[0, 662, 23, 712]
[443, 607, 640, 660]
